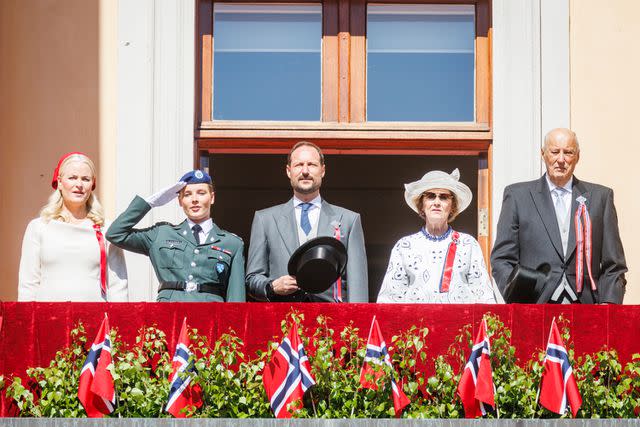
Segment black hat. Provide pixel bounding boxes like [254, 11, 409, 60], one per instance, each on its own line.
[502, 263, 551, 303]
[287, 236, 348, 294]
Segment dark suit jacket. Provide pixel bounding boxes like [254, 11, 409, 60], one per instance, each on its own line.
[491, 175, 627, 304]
[245, 198, 368, 302]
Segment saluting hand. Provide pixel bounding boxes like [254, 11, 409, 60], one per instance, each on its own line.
[271, 275, 299, 295]
[145, 181, 188, 207]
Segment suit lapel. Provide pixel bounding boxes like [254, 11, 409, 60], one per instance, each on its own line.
[318, 201, 343, 237]
[566, 177, 590, 261]
[530, 176, 564, 259]
[276, 199, 299, 256]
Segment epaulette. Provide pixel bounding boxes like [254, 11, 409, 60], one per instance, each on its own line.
[228, 231, 243, 242]
[133, 221, 175, 232]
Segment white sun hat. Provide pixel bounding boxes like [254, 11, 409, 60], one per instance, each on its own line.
[403, 168, 473, 216]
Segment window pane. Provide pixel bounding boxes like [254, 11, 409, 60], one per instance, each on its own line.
[367, 4, 475, 122]
[213, 3, 321, 121]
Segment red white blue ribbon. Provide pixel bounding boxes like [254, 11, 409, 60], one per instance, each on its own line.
[574, 199, 597, 293]
[333, 224, 343, 303]
[93, 224, 108, 300]
[439, 231, 460, 293]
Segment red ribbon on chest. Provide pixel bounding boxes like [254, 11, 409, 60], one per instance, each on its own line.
[439, 231, 460, 293]
[93, 224, 108, 300]
[333, 224, 343, 303]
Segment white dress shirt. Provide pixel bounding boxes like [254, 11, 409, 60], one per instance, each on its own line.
[293, 195, 322, 245]
[545, 174, 573, 255]
[544, 174, 578, 303]
[186, 218, 213, 244]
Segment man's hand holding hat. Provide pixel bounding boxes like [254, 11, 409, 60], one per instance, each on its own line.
[270, 275, 300, 295]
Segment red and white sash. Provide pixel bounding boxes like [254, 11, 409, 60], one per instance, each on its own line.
[574, 199, 597, 293]
[439, 231, 460, 293]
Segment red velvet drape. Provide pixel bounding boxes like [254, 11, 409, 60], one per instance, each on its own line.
[1, 302, 639, 415]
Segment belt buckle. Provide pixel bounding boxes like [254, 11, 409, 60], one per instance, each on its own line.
[185, 281, 198, 293]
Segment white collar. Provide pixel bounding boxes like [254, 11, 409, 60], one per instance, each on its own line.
[186, 218, 213, 235]
[545, 174, 573, 193]
[293, 195, 322, 208]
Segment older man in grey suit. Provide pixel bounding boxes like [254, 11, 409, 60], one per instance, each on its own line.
[491, 128, 627, 304]
[246, 141, 368, 302]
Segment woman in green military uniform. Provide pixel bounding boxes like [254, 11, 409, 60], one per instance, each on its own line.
[106, 170, 245, 302]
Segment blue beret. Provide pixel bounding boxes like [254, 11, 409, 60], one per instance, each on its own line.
[179, 170, 212, 185]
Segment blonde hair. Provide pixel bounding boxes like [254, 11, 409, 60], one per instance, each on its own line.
[40, 154, 104, 226]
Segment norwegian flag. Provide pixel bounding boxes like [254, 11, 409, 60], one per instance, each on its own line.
[165, 318, 202, 418]
[263, 323, 316, 418]
[456, 318, 495, 418]
[77, 314, 116, 418]
[359, 316, 410, 417]
[539, 318, 582, 417]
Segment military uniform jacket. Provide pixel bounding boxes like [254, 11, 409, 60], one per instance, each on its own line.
[106, 196, 245, 302]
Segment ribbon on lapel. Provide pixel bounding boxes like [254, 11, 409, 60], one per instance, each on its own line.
[331, 220, 343, 303]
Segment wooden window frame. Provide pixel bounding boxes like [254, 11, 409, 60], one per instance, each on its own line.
[195, 0, 493, 261]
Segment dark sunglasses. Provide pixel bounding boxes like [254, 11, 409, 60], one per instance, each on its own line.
[424, 192, 453, 201]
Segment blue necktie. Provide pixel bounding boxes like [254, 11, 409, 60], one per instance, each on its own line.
[300, 203, 312, 235]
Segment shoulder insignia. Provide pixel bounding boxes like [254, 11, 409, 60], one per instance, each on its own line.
[134, 221, 174, 233]
[228, 232, 243, 241]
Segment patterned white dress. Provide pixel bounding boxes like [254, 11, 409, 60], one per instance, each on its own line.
[377, 228, 496, 303]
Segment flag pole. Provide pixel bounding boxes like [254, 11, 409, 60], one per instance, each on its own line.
[533, 317, 555, 417]
[352, 315, 377, 417]
[482, 316, 499, 419]
[309, 389, 318, 417]
[531, 384, 540, 418]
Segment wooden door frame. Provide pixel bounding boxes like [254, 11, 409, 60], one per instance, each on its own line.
[194, 0, 493, 266]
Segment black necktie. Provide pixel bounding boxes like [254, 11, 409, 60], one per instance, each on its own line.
[192, 224, 202, 245]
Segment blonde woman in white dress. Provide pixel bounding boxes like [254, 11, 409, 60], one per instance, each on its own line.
[18, 152, 128, 302]
[377, 169, 495, 304]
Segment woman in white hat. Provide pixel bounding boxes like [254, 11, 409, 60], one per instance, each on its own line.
[18, 152, 128, 302]
[377, 169, 495, 303]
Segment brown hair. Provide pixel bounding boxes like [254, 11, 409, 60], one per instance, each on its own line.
[178, 182, 215, 198]
[287, 141, 324, 165]
[417, 190, 459, 223]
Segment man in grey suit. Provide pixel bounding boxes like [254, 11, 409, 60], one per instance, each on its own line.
[246, 141, 368, 302]
[491, 128, 627, 304]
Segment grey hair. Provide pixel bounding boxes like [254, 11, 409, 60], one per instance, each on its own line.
[542, 128, 580, 153]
